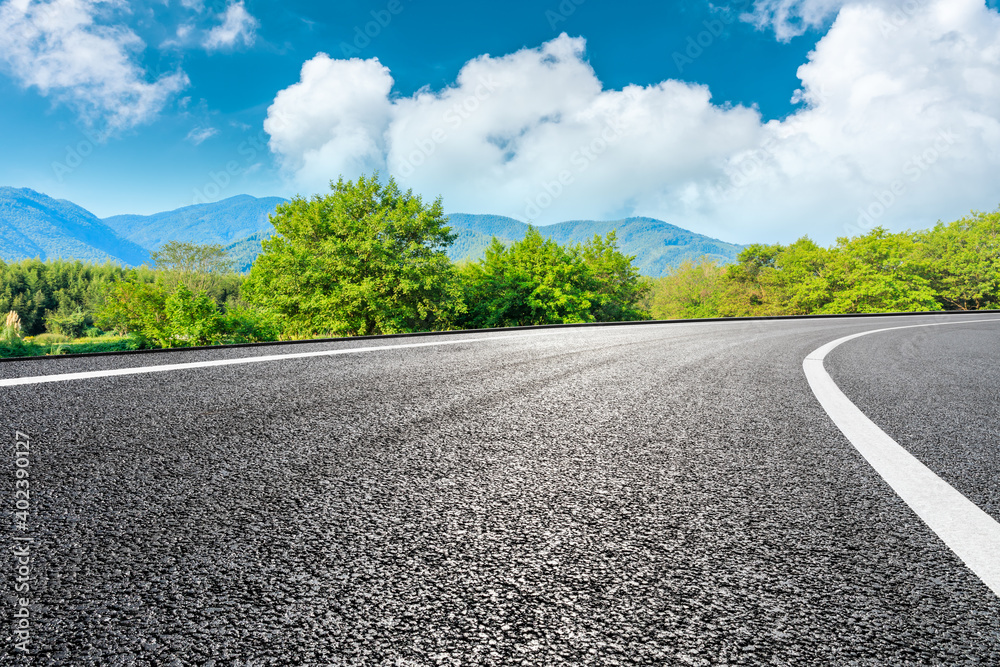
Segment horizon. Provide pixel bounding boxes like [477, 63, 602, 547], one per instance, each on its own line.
[1, 185, 741, 243]
[4, 183, 985, 248]
[2, 1, 999, 246]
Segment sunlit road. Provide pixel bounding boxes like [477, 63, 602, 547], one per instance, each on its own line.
[2, 314, 999, 665]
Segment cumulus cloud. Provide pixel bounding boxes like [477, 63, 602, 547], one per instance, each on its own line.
[264, 55, 394, 187]
[203, 1, 257, 51]
[0, 0, 188, 135]
[266, 36, 762, 225]
[265, 0, 1000, 244]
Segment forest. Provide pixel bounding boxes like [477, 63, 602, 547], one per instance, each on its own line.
[0, 174, 996, 357]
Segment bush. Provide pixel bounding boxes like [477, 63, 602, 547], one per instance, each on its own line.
[0, 342, 40, 358]
[33, 333, 73, 345]
[217, 306, 282, 344]
[45, 308, 91, 338]
[97, 279, 280, 348]
[164, 283, 220, 347]
[58, 337, 142, 355]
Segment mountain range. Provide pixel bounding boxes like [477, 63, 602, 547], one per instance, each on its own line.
[0, 188, 745, 277]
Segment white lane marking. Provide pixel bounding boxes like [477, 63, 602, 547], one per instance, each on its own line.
[0, 331, 566, 387]
[804, 317, 1000, 597]
[0, 317, 764, 387]
[0, 315, 849, 388]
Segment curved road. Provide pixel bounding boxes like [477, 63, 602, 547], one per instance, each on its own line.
[2, 314, 999, 665]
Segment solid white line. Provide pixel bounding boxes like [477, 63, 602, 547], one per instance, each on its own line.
[0, 316, 825, 388]
[0, 318, 758, 387]
[804, 317, 1000, 597]
[0, 331, 565, 387]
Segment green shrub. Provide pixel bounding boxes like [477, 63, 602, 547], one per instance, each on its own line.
[33, 333, 72, 345]
[58, 337, 142, 355]
[0, 342, 40, 358]
[218, 306, 282, 344]
[45, 308, 90, 338]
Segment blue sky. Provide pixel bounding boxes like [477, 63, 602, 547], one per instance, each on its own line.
[1, 0, 999, 244]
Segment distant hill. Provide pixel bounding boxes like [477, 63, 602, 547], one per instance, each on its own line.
[444, 213, 744, 276]
[0, 187, 150, 265]
[225, 232, 270, 273]
[103, 195, 287, 250]
[0, 189, 745, 276]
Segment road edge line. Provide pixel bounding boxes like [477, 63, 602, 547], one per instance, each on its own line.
[0, 331, 563, 387]
[803, 318, 1000, 598]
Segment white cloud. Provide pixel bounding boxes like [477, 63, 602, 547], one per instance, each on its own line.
[722, 0, 1000, 240]
[745, 0, 850, 40]
[0, 0, 188, 135]
[265, 0, 1000, 244]
[185, 126, 218, 144]
[203, 0, 257, 51]
[160, 22, 194, 49]
[266, 36, 762, 225]
[264, 55, 394, 187]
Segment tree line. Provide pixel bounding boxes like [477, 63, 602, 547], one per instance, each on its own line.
[648, 209, 999, 319]
[0, 175, 650, 353]
[0, 174, 996, 356]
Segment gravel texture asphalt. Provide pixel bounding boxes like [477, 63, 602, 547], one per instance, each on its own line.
[1, 314, 999, 666]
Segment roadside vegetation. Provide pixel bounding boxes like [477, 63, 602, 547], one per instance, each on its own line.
[648, 209, 1000, 319]
[0, 173, 996, 358]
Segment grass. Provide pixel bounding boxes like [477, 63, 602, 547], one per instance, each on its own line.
[1, 334, 141, 359]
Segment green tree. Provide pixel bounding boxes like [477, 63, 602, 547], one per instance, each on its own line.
[0, 259, 127, 335]
[44, 308, 90, 338]
[458, 228, 595, 328]
[712, 238, 832, 317]
[98, 280, 172, 346]
[716, 243, 784, 317]
[152, 241, 234, 274]
[819, 228, 940, 313]
[650, 259, 724, 320]
[770, 237, 832, 314]
[243, 174, 462, 336]
[151, 241, 242, 300]
[916, 209, 1000, 310]
[579, 231, 651, 322]
[164, 283, 220, 346]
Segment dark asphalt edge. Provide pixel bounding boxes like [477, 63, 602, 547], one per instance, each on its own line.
[4, 308, 998, 364]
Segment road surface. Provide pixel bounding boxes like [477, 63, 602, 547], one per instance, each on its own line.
[2, 314, 999, 665]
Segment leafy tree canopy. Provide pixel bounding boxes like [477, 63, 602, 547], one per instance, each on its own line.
[243, 174, 462, 337]
[458, 227, 650, 328]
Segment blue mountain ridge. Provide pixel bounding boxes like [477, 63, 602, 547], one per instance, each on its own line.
[0, 188, 745, 276]
[103, 194, 289, 249]
[0, 187, 150, 265]
[444, 213, 744, 276]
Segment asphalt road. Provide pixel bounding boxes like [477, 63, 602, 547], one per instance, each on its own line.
[2, 314, 999, 665]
